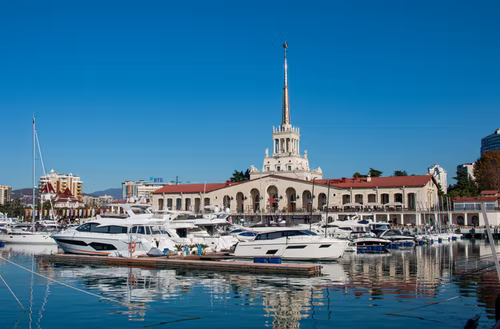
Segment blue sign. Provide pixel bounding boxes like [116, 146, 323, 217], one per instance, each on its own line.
[150, 177, 163, 183]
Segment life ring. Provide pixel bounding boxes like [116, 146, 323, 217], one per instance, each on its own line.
[128, 241, 136, 253]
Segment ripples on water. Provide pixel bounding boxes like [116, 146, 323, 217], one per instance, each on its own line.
[1, 241, 500, 328]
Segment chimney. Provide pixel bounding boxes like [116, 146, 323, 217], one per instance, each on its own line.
[367, 174, 371, 182]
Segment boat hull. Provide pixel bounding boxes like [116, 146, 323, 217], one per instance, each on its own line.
[2, 233, 56, 245]
[233, 239, 347, 261]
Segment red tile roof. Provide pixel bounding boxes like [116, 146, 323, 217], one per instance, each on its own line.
[153, 182, 240, 194]
[480, 190, 498, 195]
[153, 175, 434, 194]
[453, 196, 498, 202]
[317, 175, 433, 189]
[40, 183, 56, 194]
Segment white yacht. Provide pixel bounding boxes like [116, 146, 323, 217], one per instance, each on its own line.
[311, 221, 390, 253]
[52, 218, 176, 256]
[231, 229, 348, 261]
[377, 229, 416, 248]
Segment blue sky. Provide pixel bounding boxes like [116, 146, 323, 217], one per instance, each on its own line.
[1, 0, 499, 193]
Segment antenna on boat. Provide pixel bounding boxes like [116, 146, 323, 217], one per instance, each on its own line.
[32, 115, 36, 232]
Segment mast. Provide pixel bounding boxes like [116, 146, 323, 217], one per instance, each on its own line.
[282, 42, 290, 126]
[32, 115, 36, 231]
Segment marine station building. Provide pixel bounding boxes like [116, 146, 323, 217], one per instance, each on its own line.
[152, 44, 447, 226]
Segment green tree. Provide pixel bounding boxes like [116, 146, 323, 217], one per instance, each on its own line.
[448, 170, 479, 197]
[369, 168, 383, 177]
[352, 172, 367, 178]
[393, 170, 408, 176]
[230, 169, 251, 182]
[474, 151, 500, 191]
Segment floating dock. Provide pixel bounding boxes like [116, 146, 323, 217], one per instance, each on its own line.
[36, 254, 322, 277]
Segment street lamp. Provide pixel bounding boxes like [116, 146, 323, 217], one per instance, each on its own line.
[310, 177, 317, 231]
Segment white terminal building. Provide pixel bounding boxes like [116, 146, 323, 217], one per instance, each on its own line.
[152, 43, 447, 226]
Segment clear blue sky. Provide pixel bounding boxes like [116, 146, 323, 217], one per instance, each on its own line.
[1, 0, 499, 193]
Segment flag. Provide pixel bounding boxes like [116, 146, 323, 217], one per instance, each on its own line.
[66, 209, 70, 217]
[79, 209, 82, 217]
[25, 209, 29, 217]
[83, 209, 87, 217]
[92, 209, 95, 217]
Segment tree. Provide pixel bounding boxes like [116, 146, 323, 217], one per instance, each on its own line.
[393, 170, 408, 176]
[448, 170, 478, 198]
[230, 169, 251, 182]
[369, 168, 383, 177]
[474, 151, 500, 191]
[352, 172, 367, 178]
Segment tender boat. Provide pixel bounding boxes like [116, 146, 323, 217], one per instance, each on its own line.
[231, 229, 348, 261]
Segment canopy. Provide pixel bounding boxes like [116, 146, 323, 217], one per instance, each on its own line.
[342, 202, 364, 208]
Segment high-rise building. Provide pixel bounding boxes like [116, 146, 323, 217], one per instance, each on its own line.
[481, 128, 500, 155]
[457, 162, 475, 181]
[122, 180, 166, 203]
[0, 186, 12, 205]
[428, 164, 447, 194]
[39, 170, 83, 201]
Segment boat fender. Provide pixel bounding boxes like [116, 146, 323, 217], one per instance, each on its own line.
[128, 241, 136, 253]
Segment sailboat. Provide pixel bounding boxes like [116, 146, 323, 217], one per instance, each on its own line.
[3, 116, 57, 245]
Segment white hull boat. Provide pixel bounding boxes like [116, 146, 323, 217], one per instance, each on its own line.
[232, 229, 348, 261]
[2, 232, 56, 245]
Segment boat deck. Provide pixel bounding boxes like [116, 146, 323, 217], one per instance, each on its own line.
[36, 254, 322, 277]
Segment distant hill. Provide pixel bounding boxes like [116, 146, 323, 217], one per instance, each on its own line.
[12, 188, 36, 199]
[86, 188, 122, 200]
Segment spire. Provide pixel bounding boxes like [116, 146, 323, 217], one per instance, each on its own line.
[282, 42, 290, 126]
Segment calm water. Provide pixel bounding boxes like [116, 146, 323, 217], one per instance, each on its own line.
[1, 241, 500, 329]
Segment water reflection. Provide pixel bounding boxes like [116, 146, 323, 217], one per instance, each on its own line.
[2, 240, 500, 328]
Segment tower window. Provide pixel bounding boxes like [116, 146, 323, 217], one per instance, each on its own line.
[277, 166, 281, 171]
[288, 166, 292, 171]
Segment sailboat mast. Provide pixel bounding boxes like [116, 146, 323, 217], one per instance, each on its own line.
[32, 116, 36, 230]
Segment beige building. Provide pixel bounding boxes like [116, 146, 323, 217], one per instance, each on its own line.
[152, 43, 441, 226]
[0, 186, 12, 205]
[39, 170, 83, 201]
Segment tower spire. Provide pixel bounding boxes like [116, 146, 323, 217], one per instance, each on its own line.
[282, 42, 290, 126]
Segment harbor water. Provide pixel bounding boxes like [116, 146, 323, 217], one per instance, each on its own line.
[1, 241, 499, 328]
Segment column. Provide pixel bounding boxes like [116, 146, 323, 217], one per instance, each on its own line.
[273, 139, 276, 154]
[400, 213, 403, 225]
[465, 213, 468, 226]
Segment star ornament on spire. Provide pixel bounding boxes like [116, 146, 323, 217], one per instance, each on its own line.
[283, 42, 288, 49]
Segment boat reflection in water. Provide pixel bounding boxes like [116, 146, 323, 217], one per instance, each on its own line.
[2, 240, 500, 328]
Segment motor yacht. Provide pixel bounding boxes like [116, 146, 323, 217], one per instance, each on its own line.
[311, 221, 390, 253]
[231, 229, 348, 261]
[377, 229, 416, 248]
[52, 218, 176, 256]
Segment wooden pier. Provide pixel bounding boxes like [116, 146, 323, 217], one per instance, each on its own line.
[36, 254, 322, 277]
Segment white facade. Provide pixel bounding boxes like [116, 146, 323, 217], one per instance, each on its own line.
[0, 186, 12, 205]
[122, 180, 165, 203]
[457, 162, 475, 181]
[249, 43, 322, 182]
[428, 164, 447, 194]
[39, 169, 83, 200]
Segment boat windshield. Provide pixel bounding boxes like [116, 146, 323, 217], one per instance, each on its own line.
[255, 230, 317, 241]
[76, 223, 128, 234]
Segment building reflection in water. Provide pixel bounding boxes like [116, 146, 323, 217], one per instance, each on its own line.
[2, 240, 500, 328]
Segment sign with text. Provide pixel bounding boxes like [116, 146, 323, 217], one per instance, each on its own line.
[150, 177, 164, 183]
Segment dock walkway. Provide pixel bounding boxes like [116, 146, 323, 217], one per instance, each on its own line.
[36, 254, 322, 277]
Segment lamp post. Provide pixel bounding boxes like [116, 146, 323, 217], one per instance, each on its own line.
[310, 177, 317, 231]
[325, 180, 331, 237]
